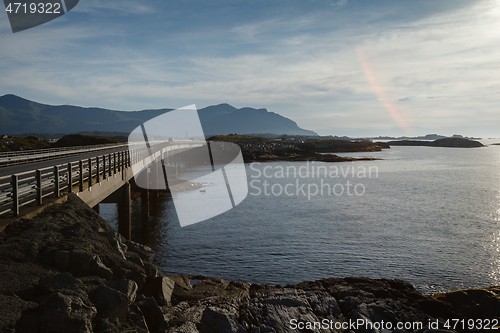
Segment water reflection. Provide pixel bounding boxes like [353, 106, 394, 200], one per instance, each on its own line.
[131, 195, 177, 253]
[101, 194, 179, 257]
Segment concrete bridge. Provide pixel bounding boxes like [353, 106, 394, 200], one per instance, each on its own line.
[0, 140, 203, 239]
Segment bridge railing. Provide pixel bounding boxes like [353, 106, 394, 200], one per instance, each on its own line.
[0, 143, 130, 167]
[0, 145, 152, 217]
[0, 141, 199, 218]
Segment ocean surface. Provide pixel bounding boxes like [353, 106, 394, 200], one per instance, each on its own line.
[101, 142, 500, 294]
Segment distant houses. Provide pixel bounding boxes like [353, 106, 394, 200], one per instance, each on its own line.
[0, 135, 12, 144]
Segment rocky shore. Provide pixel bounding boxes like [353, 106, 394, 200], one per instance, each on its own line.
[1, 195, 499, 333]
[208, 136, 388, 163]
[388, 138, 484, 148]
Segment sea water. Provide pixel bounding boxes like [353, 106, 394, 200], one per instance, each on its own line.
[101, 144, 500, 294]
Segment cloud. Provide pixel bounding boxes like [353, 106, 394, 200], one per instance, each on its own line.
[72, 0, 155, 15]
[0, 0, 499, 136]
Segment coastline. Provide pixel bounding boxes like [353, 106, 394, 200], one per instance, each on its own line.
[0, 194, 498, 332]
[207, 137, 388, 163]
[242, 153, 381, 163]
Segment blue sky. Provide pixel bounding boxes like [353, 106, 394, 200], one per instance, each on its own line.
[1, 0, 499, 137]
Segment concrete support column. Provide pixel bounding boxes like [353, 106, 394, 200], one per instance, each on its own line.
[141, 188, 149, 220]
[151, 159, 159, 205]
[141, 168, 149, 220]
[190, 146, 193, 167]
[93, 204, 100, 215]
[118, 182, 131, 240]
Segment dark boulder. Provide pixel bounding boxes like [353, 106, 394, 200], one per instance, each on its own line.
[144, 276, 175, 306]
[38, 272, 84, 297]
[135, 297, 165, 333]
[200, 306, 246, 333]
[38, 293, 96, 333]
[124, 240, 155, 263]
[90, 285, 130, 319]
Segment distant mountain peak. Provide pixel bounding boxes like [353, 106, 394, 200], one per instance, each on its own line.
[0, 94, 25, 103]
[0, 93, 20, 99]
[200, 103, 238, 113]
[198, 104, 317, 136]
[0, 94, 45, 109]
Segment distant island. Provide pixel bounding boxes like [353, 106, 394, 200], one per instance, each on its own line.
[370, 133, 482, 141]
[242, 133, 485, 143]
[208, 135, 389, 163]
[388, 137, 484, 148]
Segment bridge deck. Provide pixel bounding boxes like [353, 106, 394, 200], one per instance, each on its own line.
[0, 141, 203, 223]
[0, 146, 128, 177]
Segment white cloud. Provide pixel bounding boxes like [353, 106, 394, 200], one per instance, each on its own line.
[73, 0, 155, 15]
[0, 0, 499, 136]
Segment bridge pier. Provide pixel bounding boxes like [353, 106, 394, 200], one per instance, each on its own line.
[150, 159, 160, 206]
[140, 167, 150, 220]
[118, 182, 131, 240]
[141, 188, 149, 220]
[93, 204, 100, 215]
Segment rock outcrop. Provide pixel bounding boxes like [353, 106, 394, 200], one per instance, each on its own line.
[388, 138, 484, 148]
[0, 194, 170, 333]
[207, 137, 386, 163]
[0, 194, 499, 332]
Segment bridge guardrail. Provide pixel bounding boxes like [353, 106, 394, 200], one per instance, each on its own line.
[0, 143, 130, 167]
[0, 141, 201, 218]
[0, 149, 131, 217]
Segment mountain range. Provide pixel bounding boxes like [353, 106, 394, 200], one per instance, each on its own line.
[0, 94, 317, 136]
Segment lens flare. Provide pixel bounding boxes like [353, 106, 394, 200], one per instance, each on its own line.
[356, 45, 412, 132]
